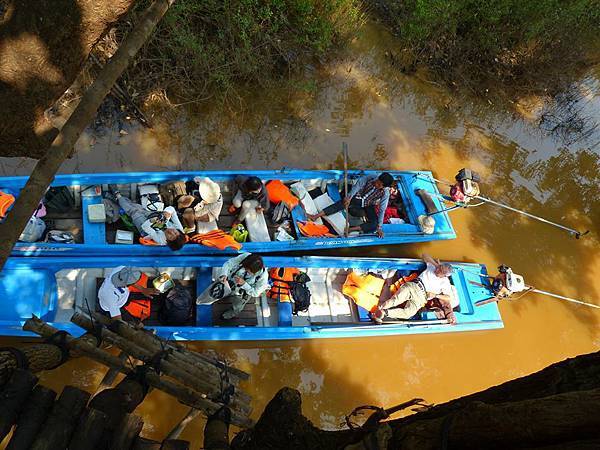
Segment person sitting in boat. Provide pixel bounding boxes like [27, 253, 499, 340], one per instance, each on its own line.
[179, 177, 223, 235]
[111, 189, 186, 250]
[371, 254, 457, 324]
[229, 176, 270, 225]
[218, 252, 269, 320]
[307, 172, 394, 238]
[98, 266, 159, 321]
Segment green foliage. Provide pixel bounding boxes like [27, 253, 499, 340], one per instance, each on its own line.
[379, 0, 600, 85]
[132, 0, 362, 99]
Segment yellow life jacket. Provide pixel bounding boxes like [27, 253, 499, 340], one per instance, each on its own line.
[267, 267, 300, 302]
[0, 191, 15, 219]
[266, 180, 299, 209]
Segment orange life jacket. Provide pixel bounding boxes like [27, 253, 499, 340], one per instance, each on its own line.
[266, 180, 299, 209]
[342, 271, 419, 313]
[124, 272, 151, 320]
[0, 191, 15, 219]
[188, 229, 242, 251]
[139, 237, 159, 246]
[267, 267, 300, 302]
[297, 221, 334, 238]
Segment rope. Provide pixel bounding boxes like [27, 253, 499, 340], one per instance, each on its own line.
[0, 347, 29, 370]
[84, 298, 104, 347]
[43, 331, 71, 367]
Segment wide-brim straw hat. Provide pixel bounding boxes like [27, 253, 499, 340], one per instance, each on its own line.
[197, 177, 221, 203]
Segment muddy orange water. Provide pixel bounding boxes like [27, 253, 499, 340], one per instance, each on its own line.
[1, 22, 599, 446]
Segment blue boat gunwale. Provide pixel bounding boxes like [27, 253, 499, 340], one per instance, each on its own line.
[0, 255, 503, 340]
[3, 169, 457, 256]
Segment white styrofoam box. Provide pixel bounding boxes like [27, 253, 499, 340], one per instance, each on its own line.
[115, 230, 134, 244]
[88, 203, 106, 223]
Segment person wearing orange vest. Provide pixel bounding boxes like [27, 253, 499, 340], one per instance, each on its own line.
[98, 266, 159, 321]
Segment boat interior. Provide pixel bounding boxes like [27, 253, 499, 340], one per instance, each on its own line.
[53, 264, 460, 328]
[37, 176, 413, 245]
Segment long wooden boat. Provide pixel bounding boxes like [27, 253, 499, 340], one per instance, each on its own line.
[0, 255, 502, 340]
[2, 170, 455, 256]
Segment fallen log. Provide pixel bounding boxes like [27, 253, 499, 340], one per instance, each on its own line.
[0, 369, 38, 441]
[6, 385, 57, 450]
[68, 408, 109, 450]
[30, 385, 91, 450]
[0, 344, 65, 385]
[204, 407, 231, 450]
[89, 377, 148, 433]
[132, 437, 162, 450]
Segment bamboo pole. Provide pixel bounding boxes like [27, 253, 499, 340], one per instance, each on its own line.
[6, 385, 57, 450]
[0, 0, 176, 271]
[71, 313, 251, 413]
[23, 317, 253, 427]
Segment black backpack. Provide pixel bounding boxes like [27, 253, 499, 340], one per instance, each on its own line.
[290, 272, 311, 315]
[161, 281, 194, 325]
[44, 187, 75, 213]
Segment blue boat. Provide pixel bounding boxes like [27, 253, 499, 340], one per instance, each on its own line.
[0, 255, 502, 340]
[2, 169, 455, 256]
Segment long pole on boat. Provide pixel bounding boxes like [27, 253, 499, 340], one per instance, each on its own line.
[418, 174, 588, 238]
[527, 288, 600, 310]
[343, 142, 350, 237]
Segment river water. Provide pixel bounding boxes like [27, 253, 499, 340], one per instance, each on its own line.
[1, 21, 599, 446]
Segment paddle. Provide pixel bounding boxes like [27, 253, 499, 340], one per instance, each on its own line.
[342, 142, 350, 237]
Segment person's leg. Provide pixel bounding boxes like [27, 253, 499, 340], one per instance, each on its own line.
[232, 190, 243, 208]
[222, 294, 252, 319]
[117, 196, 148, 230]
[382, 283, 426, 320]
[359, 205, 378, 233]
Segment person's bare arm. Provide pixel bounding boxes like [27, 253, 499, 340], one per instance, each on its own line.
[429, 293, 452, 303]
[422, 253, 440, 267]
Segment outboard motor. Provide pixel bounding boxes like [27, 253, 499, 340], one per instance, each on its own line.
[492, 265, 527, 298]
[450, 168, 481, 203]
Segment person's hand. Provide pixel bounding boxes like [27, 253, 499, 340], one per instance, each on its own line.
[234, 276, 245, 286]
[376, 227, 384, 238]
[447, 314, 457, 325]
[219, 275, 227, 282]
[255, 206, 264, 213]
[343, 197, 351, 208]
[162, 211, 172, 220]
[141, 287, 160, 297]
[197, 214, 210, 222]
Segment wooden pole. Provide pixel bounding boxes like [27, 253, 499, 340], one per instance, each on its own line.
[30, 385, 91, 450]
[342, 142, 349, 237]
[0, 369, 38, 441]
[68, 408, 109, 450]
[0, 0, 176, 271]
[161, 440, 190, 450]
[0, 344, 65, 386]
[132, 437, 162, 450]
[6, 385, 57, 450]
[72, 313, 251, 413]
[204, 407, 231, 450]
[96, 350, 128, 392]
[165, 407, 202, 441]
[89, 312, 249, 381]
[23, 317, 253, 427]
[110, 413, 144, 450]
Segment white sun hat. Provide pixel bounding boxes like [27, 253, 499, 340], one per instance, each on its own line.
[195, 177, 221, 203]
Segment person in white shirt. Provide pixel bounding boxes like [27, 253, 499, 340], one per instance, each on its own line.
[372, 254, 456, 324]
[98, 266, 159, 319]
[218, 253, 270, 320]
[112, 190, 186, 250]
[180, 177, 223, 234]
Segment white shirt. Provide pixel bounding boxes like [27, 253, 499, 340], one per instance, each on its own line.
[418, 263, 452, 300]
[140, 206, 184, 245]
[98, 266, 130, 318]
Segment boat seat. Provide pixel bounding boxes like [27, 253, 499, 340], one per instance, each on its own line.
[211, 297, 258, 327]
[81, 193, 106, 245]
